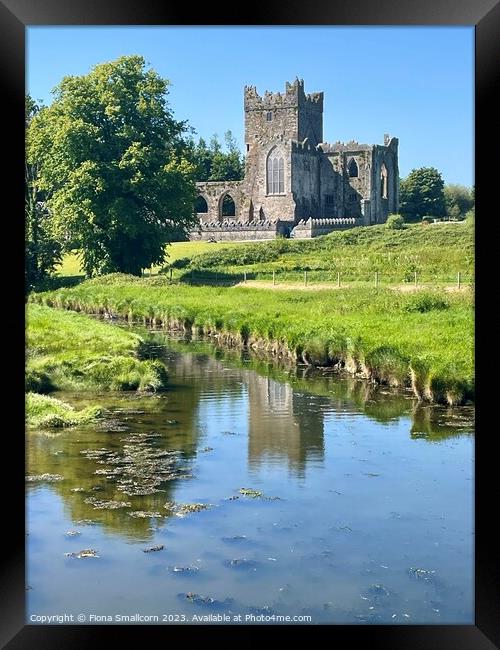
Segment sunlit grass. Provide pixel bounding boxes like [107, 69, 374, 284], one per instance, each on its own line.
[26, 392, 102, 428]
[57, 240, 260, 277]
[26, 304, 168, 392]
[31, 277, 474, 405]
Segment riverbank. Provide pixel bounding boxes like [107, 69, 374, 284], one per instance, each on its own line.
[26, 304, 168, 394]
[31, 276, 474, 405]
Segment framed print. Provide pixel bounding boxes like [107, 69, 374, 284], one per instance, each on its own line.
[2, 0, 499, 647]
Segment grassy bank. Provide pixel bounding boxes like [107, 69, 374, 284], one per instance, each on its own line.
[31, 275, 474, 405]
[178, 223, 473, 284]
[27, 304, 168, 393]
[26, 392, 102, 428]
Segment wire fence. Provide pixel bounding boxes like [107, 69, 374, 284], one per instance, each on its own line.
[156, 267, 474, 289]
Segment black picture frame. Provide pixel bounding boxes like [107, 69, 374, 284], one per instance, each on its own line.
[3, 0, 499, 646]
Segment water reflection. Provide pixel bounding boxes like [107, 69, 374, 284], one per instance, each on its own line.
[247, 375, 325, 476]
[27, 335, 474, 543]
[27, 334, 474, 623]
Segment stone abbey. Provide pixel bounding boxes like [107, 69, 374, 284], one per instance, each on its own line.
[192, 79, 399, 240]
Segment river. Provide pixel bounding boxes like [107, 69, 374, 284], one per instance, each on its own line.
[26, 332, 474, 625]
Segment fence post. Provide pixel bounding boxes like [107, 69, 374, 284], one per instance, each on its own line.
[304, 271, 307, 287]
[244, 270, 247, 283]
[191, 269, 194, 284]
[414, 271, 418, 287]
[337, 272, 340, 288]
[169, 268, 173, 283]
[273, 270, 276, 286]
[457, 271, 461, 290]
[215, 271, 218, 284]
[375, 271, 379, 288]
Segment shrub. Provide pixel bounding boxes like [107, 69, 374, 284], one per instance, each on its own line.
[403, 293, 449, 313]
[168, 257, 191, 270]
[385, 214, 405, 230]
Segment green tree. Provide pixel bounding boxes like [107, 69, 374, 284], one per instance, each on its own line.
[399, 167, 447, 222]
[443, 184, 474, 219]
[209, 130, 245, 181]
[25, 95, 62, 292]
[27, 56, 197, 277]
[191, 137, 213, 181]
[191, 130, 244, 182]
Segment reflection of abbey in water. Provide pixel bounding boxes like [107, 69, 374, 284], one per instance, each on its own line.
[170, 348, 326, 477]
[247, 374, 325, 477]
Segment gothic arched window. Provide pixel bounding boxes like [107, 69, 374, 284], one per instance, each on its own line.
[266, 111, 273, 122]
[380, 163, 388, 199]
[347, 158, 358, 178]
[221, 194, 236, 217]
[195, 195, 208, 214]
[267, 152, 285, 194]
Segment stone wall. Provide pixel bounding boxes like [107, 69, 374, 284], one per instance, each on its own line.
[190, 220, 294, 242]
[291, 218, 360, 238]
[195, 180, 244, 223]
[241, 137, 296, 223]
[369, 136, 399, 224]
[290, 139, 321, 221]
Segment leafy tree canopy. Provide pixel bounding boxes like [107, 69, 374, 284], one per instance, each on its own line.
[443, 184, 474, 219]
[27, 55, 197, 277]
[25, 95, 62, 292]
[399, 167, 447, 222]
[189, 130, 245, 182]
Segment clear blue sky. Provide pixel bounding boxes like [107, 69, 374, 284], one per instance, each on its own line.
[27, 26, 474, 187]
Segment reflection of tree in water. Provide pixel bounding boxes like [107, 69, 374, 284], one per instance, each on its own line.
[27, 338, 474, 540]
[26, 351, 248, 541]
[410, 404, 474, 441]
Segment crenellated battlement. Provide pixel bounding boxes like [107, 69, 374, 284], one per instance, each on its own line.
[291, 217, 360, 238]
[292, 139, 318, 154]
[318, 141, 374, 153]
[244, 78, 323, 111]
[199, 220, 280, 229]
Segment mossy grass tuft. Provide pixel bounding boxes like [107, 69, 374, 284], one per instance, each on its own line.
[26, 392, 102, 428]
[27, 304, 168, 392]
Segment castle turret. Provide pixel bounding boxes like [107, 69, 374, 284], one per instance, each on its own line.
[244, 79, 324, 148]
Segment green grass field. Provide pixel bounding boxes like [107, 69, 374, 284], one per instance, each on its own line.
[32, 275, 474, 405]
[58, 240, 261, 277]
[183, 223, 474, 284]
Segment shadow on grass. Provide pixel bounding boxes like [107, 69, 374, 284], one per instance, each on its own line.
[33, 274, 86, 292]
[177, 270, 257, 287]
